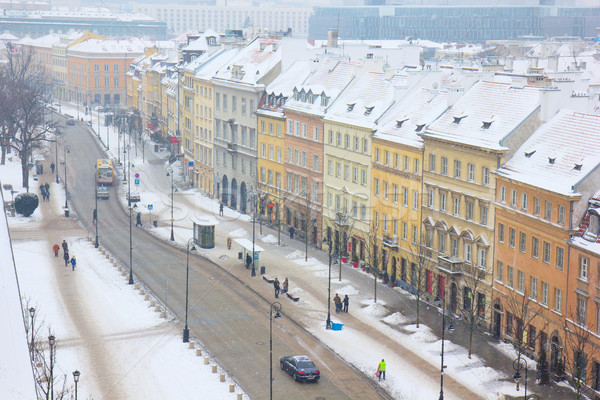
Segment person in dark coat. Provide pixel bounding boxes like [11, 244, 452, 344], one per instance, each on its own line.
[44, 182, 49, 192]
[70, 255, 77, 271]
[62, 240, 68, 254]
[40, 186, 47, 201]
[136, 212, 142, 227]
[274, 278, 280, 298]
[246, 253, 252, 269]
[219, 203, 224, 216]
[50, 162, 55, 173]
[93, 208, 97, 224]
[288, 226, 295, 239]
[63, 250, 70, 266]
[343, 295, 349, 313]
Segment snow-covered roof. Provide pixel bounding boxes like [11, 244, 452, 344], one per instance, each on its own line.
[497, 109, 600, 196]
[190, 48, 240, 80]
[69, 38, 147, 56]
[374, 87, 449, 149]
[212, 37, 281, 85]
[283, 59, 358, 116]
[265, 60, 310, 98]
[423, 80, 541, 151]
[324, 71, 407, 130]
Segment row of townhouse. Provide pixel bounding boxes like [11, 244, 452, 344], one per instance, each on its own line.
[17, 31, 154, 108]
[125, 34, 600, 393]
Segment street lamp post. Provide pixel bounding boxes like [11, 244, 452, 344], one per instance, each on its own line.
[73, 370, 80, 400]
[251, 193, 256, 277]
[29, 307, 35, 352]
[324, 230, 332, 329]
[270, 302, 282, 400]
[48, 335, 55, 400]
[128, 202, 134, 285]
[62, 147, 70, 217]
[54, 132, 59, 184]
[94, 174, 99, 248]
[183, 238, 196, 342]
[513, 358, 531, 398]
[166, 167, 175, 241]
[438, 295, 454, 400]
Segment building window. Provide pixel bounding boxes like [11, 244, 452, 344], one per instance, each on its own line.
[439, 234, 446, 254]
[453, 197, 460, 216]
[521, 193, 528, 211]
[553, 247, 563, 270]
[558, 205, 565, 225]
[451, 238, 458, 257]
[532, 237, 539, 258]
[383, 181, 389, 200]
[496, 261, 504, 282]
[466, 201, 473, 221]
[374, 178, 379, 197]
[545, 201, 552, 220]
[511, 190, 517, 207]
[454, 160, 461, 179]
[429, 154, 436, 172]
[468, 163, 474, 181]
[534, 197, 540, 216]
[519, 232, 526, 253]
[542, 282, 548, 305]
[353, 167, 358, 182]
[441, 157, 448, 175]
[428, 189, 434, 208]
[580, 256, 589, 282]
[554, 288, 562, 313]
[465, 243, 472, 263]
[482, 167, 489, 186]
[478, 247, 487, 268]
[361, 170, 367, 186]
[542, 241, 551, 264]
[517, 270, 525, 293]
[440, 192, 447, 212]
[375, 148, 380, 163]
[412, 191, 419, 210]
[402, 222, 408, 240]
[393, 185, 398, 203]
[403, 155, 409, 171]
[530, 277, 537, 300]
[577, 298, 587, 325]
[403, 187, 408, 207]
[507, 266, 514, 288]
[480, 205, 488, 225]
[414, 158, 420, 174]
[498, 223, 505, 243]
[509, 228, 516, 248]
[500, 186, 506, 203]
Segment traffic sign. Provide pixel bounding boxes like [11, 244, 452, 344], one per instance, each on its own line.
[135, 173, 140, 179]
[147, 204, 153, 210]
[134, 179, 140, 185]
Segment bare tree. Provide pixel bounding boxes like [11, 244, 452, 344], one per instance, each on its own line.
[564, 309, 600, 399]
[406, 227, 436, 328]
[460, 263, 490, 358]
[298, 189, 318, 262]
[503, 286, 548, 366]
[0, 45, 53, 190]
[360, 220, 383, 302]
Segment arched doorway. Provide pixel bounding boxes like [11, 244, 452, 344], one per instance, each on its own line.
[240, 182, 247, 214]
[450, 283, 458, 313]
[221, 175, 229, 205]
[391, 257, 397, 283]
[493, 303, 502, 338]
[551, 333, 562, 371]
[231, 179, 238, 210]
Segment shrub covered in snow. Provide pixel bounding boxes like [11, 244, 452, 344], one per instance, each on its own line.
[14, 192, 39, 217]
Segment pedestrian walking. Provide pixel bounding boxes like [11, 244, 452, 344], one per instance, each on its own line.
[274, 278, 280, 298]
[377, 359, 386, 381]
[50, 162, 55, 173]
[333, 293, 342, 313]
[70, 255, 77, 271]
[136, 212, 142, 227]
[343, 295, 349, 313]
[219, 203, 224, 216]
[62, 240, 68, 254]
[52, 244, 60, 257]
[44, 182, 49, 192]
[282, 278, 289, 294]
[245, 253, 252, 269]
[63, 250, 70, 267]
[45, 189, 50, 202]
[92, 208, 97, 224]
[288, 226, 295, 239]
[40, 186, 47, 201]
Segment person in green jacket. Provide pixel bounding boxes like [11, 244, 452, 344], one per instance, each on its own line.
[378, 359, 386, 381]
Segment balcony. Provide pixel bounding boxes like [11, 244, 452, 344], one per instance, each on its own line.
[437, 255, 463, 275]
[227, 143, 237, 152]
[383, 235, 399, 249]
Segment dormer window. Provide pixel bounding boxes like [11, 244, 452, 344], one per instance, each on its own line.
[548, 157, 556, 165]
[482, 120, 493, 129]
[364, 106, 374, 116]
[574, 163, 583, 171]
[415, 124, 426, 132]
[321, 96, 329, 107]
[347, 103, 355, 112]
[524, 150, 536, 158]
[396, 118, 408, 128]
[453, 115, 467, 124]
[293, 89, 299, 101]
[308, 94, 314, 103]
[583, 213, 600, 241]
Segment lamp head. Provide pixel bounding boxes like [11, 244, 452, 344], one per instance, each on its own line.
[29, 307, 35, 318]
[73, 370, 80, 382]
[48, 335, 55, 346]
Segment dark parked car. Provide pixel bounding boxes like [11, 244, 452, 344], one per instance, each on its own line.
[280, 355, 320, 382]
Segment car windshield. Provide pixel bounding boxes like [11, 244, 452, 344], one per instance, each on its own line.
[297, 361, 315, 369]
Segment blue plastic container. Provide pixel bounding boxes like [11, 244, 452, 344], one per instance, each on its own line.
[331, 322, 343, 331]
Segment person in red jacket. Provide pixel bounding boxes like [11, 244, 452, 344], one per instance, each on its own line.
[52, 244, 60, 257]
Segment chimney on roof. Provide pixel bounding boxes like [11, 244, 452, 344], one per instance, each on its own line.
[327, 28, 338, 48]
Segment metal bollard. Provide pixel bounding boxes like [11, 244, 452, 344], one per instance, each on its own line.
[188, 341, 194, 349]
[220, 374, 225, 382]
[212, 365, 217, 373]
[229, 384, 235, 393]
[204, 356, 209, 365]
[196, 349, 202, 356]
